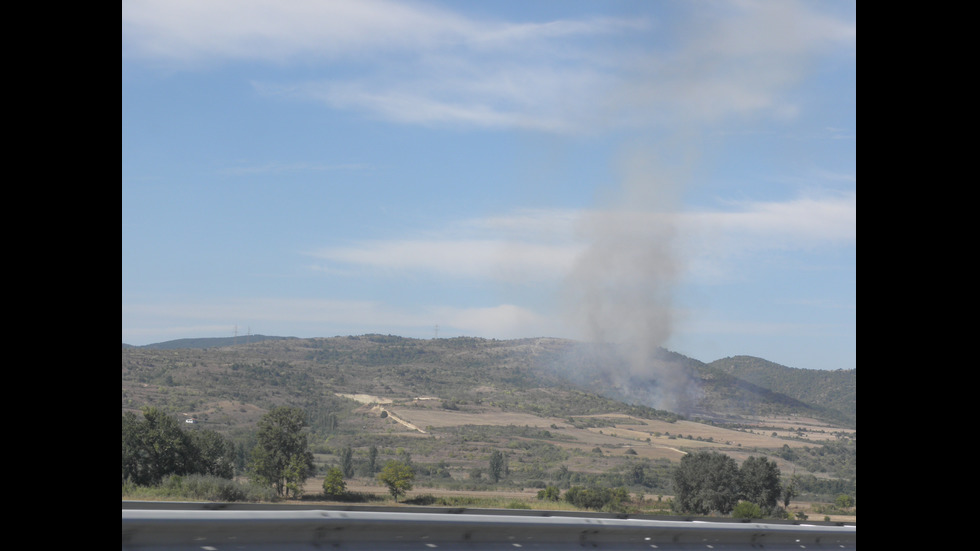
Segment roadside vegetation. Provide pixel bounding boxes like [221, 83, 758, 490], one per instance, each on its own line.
[122, 404, 854, 520]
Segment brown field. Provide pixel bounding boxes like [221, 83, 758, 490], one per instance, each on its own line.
[381, 402, 830, 460]
[362, 399, 853, 523]
[356, 398, 853, 509]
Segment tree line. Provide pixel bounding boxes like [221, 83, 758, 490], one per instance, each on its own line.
[122, 406, 849, 518]
[529, 451, 792, 517]
[122, 405, 418, 501]
[122, 407, 235, 486]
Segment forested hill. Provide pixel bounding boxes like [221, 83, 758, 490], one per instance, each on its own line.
[706, 356, 856, 425]
[122, 335, 855, 429]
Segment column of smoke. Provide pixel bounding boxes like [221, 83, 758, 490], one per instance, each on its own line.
[562, 145, 700, 414]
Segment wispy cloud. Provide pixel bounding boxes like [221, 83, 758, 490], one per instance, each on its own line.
[121, 0, 642, 64]
[309, 238, 574, 282]
[122, 192, 854, 345]
[123, 0, 855, 134]
[307, 192, 855, 283]
[687, 191, 856, 250]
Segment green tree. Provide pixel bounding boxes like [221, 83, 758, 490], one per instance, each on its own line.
[340, 445, 355, 478]
[488, 450, 507, 483]
[672, 451, 741, 515]
[783, 474, 798, 507]
[122, 411, 147, 484]
[367, 445, 379, 474]
[187, 428, 235, 479]
[627, 463, 646, 486]
[122, 407, 195, 486]
[554, 464, 570, 488]
[322, 466, 347, 498]
[377, 460, 415, 502]
[122, 407, 237, 486]
[283, 455, 309, 498]
[248, 406, 315, 497]
[739, 456, 782, 514]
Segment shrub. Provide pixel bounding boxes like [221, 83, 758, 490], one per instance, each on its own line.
[732, 501, 762, 519]
[564, 485, 629, 511]
[322, 467, 347, 498]
[537, 485, 561, 501]
[123, 474, 278, 502]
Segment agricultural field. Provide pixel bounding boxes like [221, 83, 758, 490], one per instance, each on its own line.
[291, 395, 855, 522]
[357, 392, 842, 454]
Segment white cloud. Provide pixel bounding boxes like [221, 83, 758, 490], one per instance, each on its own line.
[306, 192, 854, 284]
[683, 191, 856, 252]
[123, 193, 854, 345]
[123, 0, 855, 134]
[308, 238, 582, 283]
[121, 0, 639, 63]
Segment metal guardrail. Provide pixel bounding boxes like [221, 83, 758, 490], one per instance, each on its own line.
[122, 506, 855, 549]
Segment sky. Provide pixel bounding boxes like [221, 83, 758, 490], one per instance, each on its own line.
[122, 0, 856, 372]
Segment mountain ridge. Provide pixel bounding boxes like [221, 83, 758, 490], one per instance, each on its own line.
[121, 334, 854, 428]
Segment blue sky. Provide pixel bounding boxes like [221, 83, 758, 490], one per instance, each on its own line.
[122, 0, 856, 372]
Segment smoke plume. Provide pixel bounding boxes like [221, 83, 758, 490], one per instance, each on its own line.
[561, 143, 700, 414]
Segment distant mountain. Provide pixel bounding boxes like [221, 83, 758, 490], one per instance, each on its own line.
[124, 335, 296, 350]
[121, 334, 855, 428]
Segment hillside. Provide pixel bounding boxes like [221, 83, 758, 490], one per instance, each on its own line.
[122, 335, 856, 502]
[706, 356, 855, 425]
[122, 334, 854, 429]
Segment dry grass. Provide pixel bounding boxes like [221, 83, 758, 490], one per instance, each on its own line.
[383, 403, 834, 459]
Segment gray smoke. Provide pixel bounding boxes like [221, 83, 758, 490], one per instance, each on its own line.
[561, 143, 701, 414]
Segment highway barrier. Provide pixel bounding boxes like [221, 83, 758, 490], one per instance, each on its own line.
[122, 506, 855, 549]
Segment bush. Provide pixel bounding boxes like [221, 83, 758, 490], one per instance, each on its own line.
[123, 474, 278, 502]
[564, 485, 629, 511]
[732, 501, 762, 519]
[537, 486, 561, 501]
[322, 467, 347, 498]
